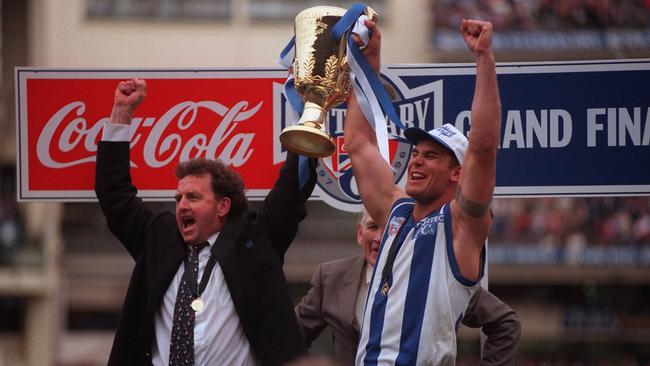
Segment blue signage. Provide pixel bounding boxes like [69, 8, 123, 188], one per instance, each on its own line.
[302, 59, 649, 210]
[382, 59, 650, 198]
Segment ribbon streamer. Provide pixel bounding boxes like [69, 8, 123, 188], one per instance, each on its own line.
[278, 37, 311, 188]
[278, 3, 407, 185]
[331, 4, 406, 165]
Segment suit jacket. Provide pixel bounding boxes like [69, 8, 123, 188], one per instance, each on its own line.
[95, 141, 316, 366]
[295, 255, 521, 366]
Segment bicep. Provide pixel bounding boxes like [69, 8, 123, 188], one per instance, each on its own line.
[458, 149, 496, 208]
[349, 142, 405, 228]
[453, 148, 495, 253]
[344, 92, 405, 227]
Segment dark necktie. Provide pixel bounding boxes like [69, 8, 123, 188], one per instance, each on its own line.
[169, 242, 208, 366]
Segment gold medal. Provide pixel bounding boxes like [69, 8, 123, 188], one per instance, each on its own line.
[380, 281, 390, 296]
[191, 298, 204, 312]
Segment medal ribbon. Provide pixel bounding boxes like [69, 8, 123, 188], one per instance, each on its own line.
[379, 218, 411, 296]
[183, 242, 219, 308]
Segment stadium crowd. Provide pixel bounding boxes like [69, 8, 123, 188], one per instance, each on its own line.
[432, 0, 650, 30]
[490, 197, 650, 247]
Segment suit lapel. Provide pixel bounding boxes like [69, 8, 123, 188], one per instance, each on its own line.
[338, 256, 366, 335]
[149, 227, 187, 312]
[211, 211, 246, 313]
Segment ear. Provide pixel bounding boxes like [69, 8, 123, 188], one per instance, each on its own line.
[450, 165, 462, 183]
[217, 197, 231, 219]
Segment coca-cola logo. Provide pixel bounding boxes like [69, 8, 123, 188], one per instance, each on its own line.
[36, 100, 262, 169]
[17, 74, 287, 199]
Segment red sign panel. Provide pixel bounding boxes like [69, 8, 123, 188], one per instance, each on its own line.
[16, 69, 290, 201]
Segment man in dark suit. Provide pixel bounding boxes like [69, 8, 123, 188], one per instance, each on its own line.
[295, 211, 521, 365]
[95, 79, 315, 366]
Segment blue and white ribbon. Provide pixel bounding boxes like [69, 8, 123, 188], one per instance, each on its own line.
[331, 3, 405, 165]
[278, 36, 295, 68]
[279, 36, 313, 188]
[278, 3, 406, 185]
[278, 36, 303, 115]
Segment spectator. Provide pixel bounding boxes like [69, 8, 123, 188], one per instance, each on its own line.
[489, 197, 650, 247]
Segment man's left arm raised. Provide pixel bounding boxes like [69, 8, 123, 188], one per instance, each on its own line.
[452, 20, 502, 281]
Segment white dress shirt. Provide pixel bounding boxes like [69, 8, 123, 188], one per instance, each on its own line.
[355, 263, 374, 326]
[102, 123, 256, 366]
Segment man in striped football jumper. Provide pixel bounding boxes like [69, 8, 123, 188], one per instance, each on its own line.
[344, 18, 501, 365]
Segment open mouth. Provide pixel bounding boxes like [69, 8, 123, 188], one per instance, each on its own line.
[410, 172, 426, 181]
[181, 217, 196, 229]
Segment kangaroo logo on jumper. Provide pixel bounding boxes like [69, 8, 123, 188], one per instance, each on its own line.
[272, 73, 445, 212]
[388, 216, 406, 237]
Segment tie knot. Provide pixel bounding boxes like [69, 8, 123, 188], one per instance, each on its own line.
[190, 241, 209, 256]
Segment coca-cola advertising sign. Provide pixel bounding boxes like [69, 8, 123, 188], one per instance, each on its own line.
[16, 69, 296, 202]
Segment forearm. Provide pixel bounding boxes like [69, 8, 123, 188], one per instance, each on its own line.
[470, 50, 501, 153]
[110, 104, 135, 125]
[268, 151, 317, 200]
[344, 93, 400, 228]
[459, 50, 501, 206]
[95, 141, 151, 258]
[259, 151, 317, 256]
[464, 289, 521, 366]
[294, 301, 326, 347]
[344, 93, 379, 154]
[294, 267, 327, 347]
[481, 311, 521, 366]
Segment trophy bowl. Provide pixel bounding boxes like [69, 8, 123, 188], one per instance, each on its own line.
[280, 6, 372, 158]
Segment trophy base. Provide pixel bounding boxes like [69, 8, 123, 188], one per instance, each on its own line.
[280, 124, 336, 158]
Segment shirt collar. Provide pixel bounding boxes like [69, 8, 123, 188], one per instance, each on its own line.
[364, 262, 374, 284]
[206, 231, 220, 248]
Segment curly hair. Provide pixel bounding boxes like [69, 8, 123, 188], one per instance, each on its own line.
[174, 158, 249, 217]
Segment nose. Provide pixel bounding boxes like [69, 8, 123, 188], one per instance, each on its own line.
[409, 154, 422, 166]
[372, 230, 381, 242]
[177, 196, 189, 209]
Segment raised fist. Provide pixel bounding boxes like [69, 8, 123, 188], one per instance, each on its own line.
[460, 19, 494, 56]
[114, 78, 147, 111]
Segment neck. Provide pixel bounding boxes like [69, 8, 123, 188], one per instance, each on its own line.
[412, 200, 443, 221]
[411, 189, 455, 221]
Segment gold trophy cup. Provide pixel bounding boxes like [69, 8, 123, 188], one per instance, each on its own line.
[280, 5, 376, 158]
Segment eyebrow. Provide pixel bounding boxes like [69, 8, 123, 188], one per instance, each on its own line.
[174, 190, 202, 199]
[413, 147, 439, 155]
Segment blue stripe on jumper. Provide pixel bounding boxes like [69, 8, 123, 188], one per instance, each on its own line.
[364, 198, 413, 319]
[364, 209, 414, 365]
[395, 208, 440, 365]
[443, 204, 485, 286]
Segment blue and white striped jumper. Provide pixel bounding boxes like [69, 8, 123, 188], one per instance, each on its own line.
[356, 198, 485, 366]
